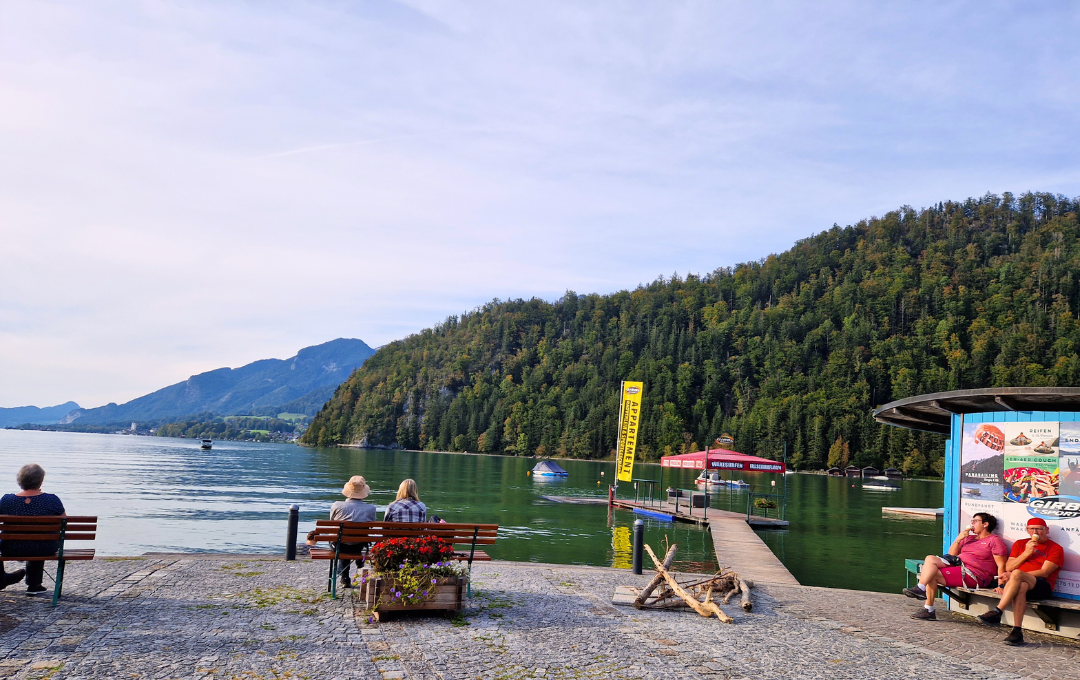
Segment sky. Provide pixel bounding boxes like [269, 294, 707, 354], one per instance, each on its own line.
[3, 1, 1080, 409]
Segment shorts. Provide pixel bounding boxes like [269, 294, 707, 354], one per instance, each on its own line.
[939, 566, 985, 588]
[1028, 577, 1053, 600]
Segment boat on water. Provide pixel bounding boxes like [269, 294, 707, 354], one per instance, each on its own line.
[863, 481, 901, 491]
[201, 439, 213, 450]
[694, 470, 749, 487]
[531, 460, 568, 477]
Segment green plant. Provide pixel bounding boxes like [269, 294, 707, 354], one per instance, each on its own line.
[754, 497, 777, 509]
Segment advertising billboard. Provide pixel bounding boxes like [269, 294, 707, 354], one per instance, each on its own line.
[960, 420, 1079, 600]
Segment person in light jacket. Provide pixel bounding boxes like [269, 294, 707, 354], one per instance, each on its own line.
[329, 475, 376, 589]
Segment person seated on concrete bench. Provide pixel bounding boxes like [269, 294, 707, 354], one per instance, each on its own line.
[330, 476, 376, 590]
[976, 517, 1063, 646]
[0, 464, 66, 595]
[384, 479, 426, 523]
[905, 512, 1007, 620]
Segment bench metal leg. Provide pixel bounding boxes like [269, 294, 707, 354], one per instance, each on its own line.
[52, 559, 66, 607]
[327, 558, 338, 599]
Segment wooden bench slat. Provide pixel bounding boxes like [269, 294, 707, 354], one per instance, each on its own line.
[0, 549, 95, 561]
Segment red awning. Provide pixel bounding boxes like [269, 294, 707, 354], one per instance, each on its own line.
[659, 448, 786, 474]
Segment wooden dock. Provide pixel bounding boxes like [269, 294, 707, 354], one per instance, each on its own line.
[709, 518, 800, 585]
[882, 506, 944, 518]
[609, 498, 799, 586]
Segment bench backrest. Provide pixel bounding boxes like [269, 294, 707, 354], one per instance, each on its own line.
[311, 520, 498, 546]
[0, 516, 97, 542]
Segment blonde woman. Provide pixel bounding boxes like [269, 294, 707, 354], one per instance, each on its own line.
[384, 479, 427, 523]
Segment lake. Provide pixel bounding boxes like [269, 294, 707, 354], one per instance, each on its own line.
[0, 429, 942, 593]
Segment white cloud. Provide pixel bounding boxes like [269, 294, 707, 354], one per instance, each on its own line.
[2, 0, 1079, 407]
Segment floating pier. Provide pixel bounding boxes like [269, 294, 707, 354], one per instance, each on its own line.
[882, 506, 944, 518]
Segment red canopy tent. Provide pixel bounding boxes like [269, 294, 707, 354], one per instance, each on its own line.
[660, 448, 786, 473]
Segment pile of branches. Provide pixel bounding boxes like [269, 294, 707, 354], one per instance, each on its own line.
[632, 544, 753, 623]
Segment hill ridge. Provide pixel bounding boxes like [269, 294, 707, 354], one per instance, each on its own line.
[303, 192, 1080, 475]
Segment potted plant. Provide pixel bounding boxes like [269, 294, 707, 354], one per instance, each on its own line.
[360, 535, 469, 617]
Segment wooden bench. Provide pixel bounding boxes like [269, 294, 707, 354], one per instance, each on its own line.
[904, 558, 1080, 633]
[0, 515, 97, 606]
[309, 521, 498, 599]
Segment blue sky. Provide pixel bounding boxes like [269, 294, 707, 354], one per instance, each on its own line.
[2, 1, 1079, 408]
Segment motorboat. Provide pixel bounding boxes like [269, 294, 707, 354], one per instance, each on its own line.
[695, 470, 748, 487]
[201, 439, 213, 450]
[531, 460, 568, 477]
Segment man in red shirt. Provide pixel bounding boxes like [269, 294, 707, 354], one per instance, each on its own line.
[977, 517, 1064, 646]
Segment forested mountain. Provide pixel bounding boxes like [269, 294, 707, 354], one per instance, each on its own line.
[303, 193, 1080, 475]
[66, 338, 374, 424]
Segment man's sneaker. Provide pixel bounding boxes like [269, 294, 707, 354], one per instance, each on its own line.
[25, 585, 48, 596]
[977, 609, 1002, 627]
[902, 586, 925, 600]
[1003, 628, 1025, 646]
[911, 608, 936, 620]
[0, 569, 25, 589]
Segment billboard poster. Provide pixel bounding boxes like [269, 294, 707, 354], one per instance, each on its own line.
[961, 423, 1005, 500]
[1001, 422, 1058, 504]
[959, 497, 1005, 537]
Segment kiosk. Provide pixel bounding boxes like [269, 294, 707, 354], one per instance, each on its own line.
[876, 387, 1080, 637]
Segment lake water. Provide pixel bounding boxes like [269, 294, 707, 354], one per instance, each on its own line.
[0, 429, 942, 593]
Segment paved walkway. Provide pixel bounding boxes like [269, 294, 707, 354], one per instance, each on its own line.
[0, 556, 1074, 679]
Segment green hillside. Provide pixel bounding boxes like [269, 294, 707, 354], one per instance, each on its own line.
[303, 192, 1080, 475]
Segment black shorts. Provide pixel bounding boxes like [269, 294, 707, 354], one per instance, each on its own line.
[1028, 577, 1053, 600]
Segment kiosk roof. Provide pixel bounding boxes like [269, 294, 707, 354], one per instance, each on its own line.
[873, 387, 1080, 434]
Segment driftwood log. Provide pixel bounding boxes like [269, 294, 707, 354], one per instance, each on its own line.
[633, 543, 678, 608]
[739, 578, 755, 612]
[644, 545, 733, 623]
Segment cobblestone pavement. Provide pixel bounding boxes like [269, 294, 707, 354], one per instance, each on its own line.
[0, 557, 1075, 680]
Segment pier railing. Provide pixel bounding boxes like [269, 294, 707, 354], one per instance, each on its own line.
[746, 491, 786, 522]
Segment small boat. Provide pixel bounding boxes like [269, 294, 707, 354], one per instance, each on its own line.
[201, 439, 213, 450]
[694, 471, 748, 487]
[531, 460, 568, 477]
[863, 481, 901, 491]
[962, 487, 982, 496]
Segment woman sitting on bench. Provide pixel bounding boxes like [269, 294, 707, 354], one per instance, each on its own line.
[384, 479, 427, 523]
[0, 464, 66, 595]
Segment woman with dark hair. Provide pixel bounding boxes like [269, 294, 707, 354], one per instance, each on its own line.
[904, 512, 1007, 620]
[0, 464, 66, 595]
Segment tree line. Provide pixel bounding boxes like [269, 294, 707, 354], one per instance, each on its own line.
[303, 192, 1080, 475]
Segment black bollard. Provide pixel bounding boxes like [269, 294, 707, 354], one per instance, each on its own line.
[632, 518, 644, 575]
[286, 504, 299, 561]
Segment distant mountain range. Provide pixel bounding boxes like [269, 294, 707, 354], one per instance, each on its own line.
[60, 338, 375, 425]
[0, 402, 81, 428]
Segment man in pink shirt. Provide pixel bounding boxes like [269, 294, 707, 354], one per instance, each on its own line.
[906, 513, 1008, 620]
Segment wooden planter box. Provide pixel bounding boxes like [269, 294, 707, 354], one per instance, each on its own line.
[362, 574, 467, 617]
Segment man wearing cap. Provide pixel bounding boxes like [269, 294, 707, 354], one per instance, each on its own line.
[977, 517, 1064, 645]
[330, 476, 377, 589]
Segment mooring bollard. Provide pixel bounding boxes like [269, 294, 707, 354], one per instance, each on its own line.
[286, 504, 299, 561]
[632, 518, 644, 574]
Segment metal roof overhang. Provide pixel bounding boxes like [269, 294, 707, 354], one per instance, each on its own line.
[873, 387, 1080, 434]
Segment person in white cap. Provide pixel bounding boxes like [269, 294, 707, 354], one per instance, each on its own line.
[330, 476, 376, 588]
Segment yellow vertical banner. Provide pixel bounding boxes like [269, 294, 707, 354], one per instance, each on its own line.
[615, 381, 643, 482]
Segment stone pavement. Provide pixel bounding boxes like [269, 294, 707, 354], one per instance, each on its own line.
[0, 556, 1074, 680]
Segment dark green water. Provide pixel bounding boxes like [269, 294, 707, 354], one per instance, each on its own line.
[0, 430, 941, 593]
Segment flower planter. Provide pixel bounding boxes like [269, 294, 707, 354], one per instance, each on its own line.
[362, 574, 467, 616]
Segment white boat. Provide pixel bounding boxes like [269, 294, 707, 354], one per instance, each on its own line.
[201, 439, 213, 450]
[695, 471, 749, 488]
